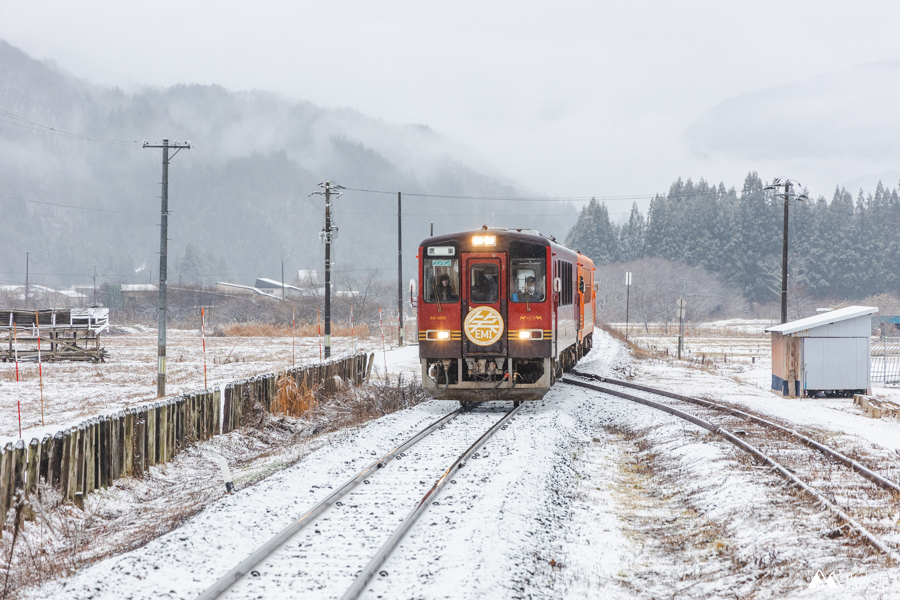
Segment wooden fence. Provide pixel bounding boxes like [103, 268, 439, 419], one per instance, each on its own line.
[0, 352, 374, 530]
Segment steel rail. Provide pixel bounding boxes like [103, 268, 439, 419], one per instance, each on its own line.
[570, 369, 900, 495]
[195, 407, 463, 600]
[340, 402, 525, 600]
[564, 377, 900, 564]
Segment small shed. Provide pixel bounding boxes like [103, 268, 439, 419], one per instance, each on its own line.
[765, 306, 878, 397]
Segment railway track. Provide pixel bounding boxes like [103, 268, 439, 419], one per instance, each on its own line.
[197, 401, 523, 600]
[564, 371, 900, 564]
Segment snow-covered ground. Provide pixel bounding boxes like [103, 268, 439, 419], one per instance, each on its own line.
[0, 329, 383, 445]
[18, 324, 900, 599]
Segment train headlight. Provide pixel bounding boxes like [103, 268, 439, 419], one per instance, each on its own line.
[436, 330, 451, 340]
[517, 330, 543, 340]
[426, 330, 452, 340]
[472, 235, 496, 246]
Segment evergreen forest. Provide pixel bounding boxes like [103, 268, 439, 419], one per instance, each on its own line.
[566, 172, 900, 305]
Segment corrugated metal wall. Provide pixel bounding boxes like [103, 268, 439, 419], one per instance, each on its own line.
[793, 315, 871, 338]
[803, 337, 870, 390]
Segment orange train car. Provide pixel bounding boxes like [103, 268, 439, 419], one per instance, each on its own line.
[414, 226, 596, 404]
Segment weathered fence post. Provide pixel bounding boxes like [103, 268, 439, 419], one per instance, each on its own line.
[222, 385, 233, 434]
[49, 432, 63, 489]
[133, 409, 146, 475]
[124, 409, 134, 476]
[26, 438, 40, 497]
[98, 416, 109, 490]
[39, 434, 52, 486]
[0, 444, 12, 533]
[85, 419, 96, 494]
[147, 404, 158, 467]
[13, 440, 27, 497]
[213, 388, 221, 437]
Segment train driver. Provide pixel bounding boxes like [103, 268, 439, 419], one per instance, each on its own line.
[512, 275, 543, 302]
[471, 270, 498, 303]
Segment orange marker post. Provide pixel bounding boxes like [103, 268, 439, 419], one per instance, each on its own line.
[201, 307, 208, 389]
[13, 321, 21, 439]
[317, 306, 322, 362]
[35, 311, 44, 426]
[291, 306, 296, 367]
[379, 306, 388, 379]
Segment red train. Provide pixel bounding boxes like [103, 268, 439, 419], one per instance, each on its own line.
[414, 227, 596, 404]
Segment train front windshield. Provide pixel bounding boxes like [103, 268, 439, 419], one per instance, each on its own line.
[509, 240, 546, 303]
[423, 248, 459, 303]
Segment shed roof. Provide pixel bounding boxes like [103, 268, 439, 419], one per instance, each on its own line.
[765, 305, 878, 335]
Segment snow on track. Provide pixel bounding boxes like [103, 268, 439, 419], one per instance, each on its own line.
[25, 329, 900, 599]
[221, 407, 512, 599]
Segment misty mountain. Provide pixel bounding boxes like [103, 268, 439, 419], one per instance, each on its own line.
[0, 40, 577, 290]
[684, 61, 900, 191]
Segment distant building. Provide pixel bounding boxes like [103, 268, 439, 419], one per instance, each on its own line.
[119, 284, 158, 307]
[215, 282, 279, 299]
[254, 278, 304, 298]
[765, 306, 878, 397]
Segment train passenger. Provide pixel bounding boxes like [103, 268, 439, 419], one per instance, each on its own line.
[436, 273, 457, 302]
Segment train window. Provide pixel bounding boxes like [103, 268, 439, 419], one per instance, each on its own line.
[558, 260, 573, 306]
[509, 262, 545, 303]
[469, 263, 499, 304]
[423, 257, 459, 303]
[510, 241, 546, 303]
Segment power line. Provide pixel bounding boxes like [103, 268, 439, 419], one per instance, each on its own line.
[0, 192, 158, 216]
[0, 107, 142, 146]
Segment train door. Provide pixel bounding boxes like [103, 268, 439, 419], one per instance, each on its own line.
[461, 254, 507, 356]
[576, 263, 585, 341]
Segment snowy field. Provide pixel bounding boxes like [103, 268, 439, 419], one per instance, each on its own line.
[14, 322, 900, 599]
[0, 327, 385, 446]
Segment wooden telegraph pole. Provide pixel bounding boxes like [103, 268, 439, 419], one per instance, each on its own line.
[764, 177, 808, 324]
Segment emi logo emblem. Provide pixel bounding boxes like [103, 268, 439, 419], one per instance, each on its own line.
[464, 306, 504, 346]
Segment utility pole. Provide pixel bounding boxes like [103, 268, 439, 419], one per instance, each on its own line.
[144, 138, 191, 397]
[281, 258, 286, 301]
[398, 192, 404, 347]
[625, 271, 631, 343]
[764, 177, 808, 324]
[24, 252, 29, 307]
[677, 278, 686, 359]
[92, 266, 97, 306]
[311, 181, 343, 359]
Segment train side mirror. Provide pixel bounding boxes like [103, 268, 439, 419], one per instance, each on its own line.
[578, 277, 585, 293]
[593, 282, 600, 293]
[409, 279, 418, 307]
[553, 277, 562, 293]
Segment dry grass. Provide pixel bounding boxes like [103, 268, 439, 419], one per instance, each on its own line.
[272, 371, 317, 416]
[224, 321, 371, 339]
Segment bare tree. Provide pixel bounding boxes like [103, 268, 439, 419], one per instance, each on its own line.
[595, 258, 748, 328]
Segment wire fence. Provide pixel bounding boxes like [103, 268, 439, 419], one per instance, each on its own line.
[870, 337, 900, 385]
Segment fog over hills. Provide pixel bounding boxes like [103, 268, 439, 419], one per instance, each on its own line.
[685, 61, 900, 194]
[0, 40, 577, 289]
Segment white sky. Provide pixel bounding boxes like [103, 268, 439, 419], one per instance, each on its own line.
[3, 1, 900, 215]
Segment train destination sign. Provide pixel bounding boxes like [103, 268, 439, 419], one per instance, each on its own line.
[464, 306, 504, 346]
[427, 246, 455, 256]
